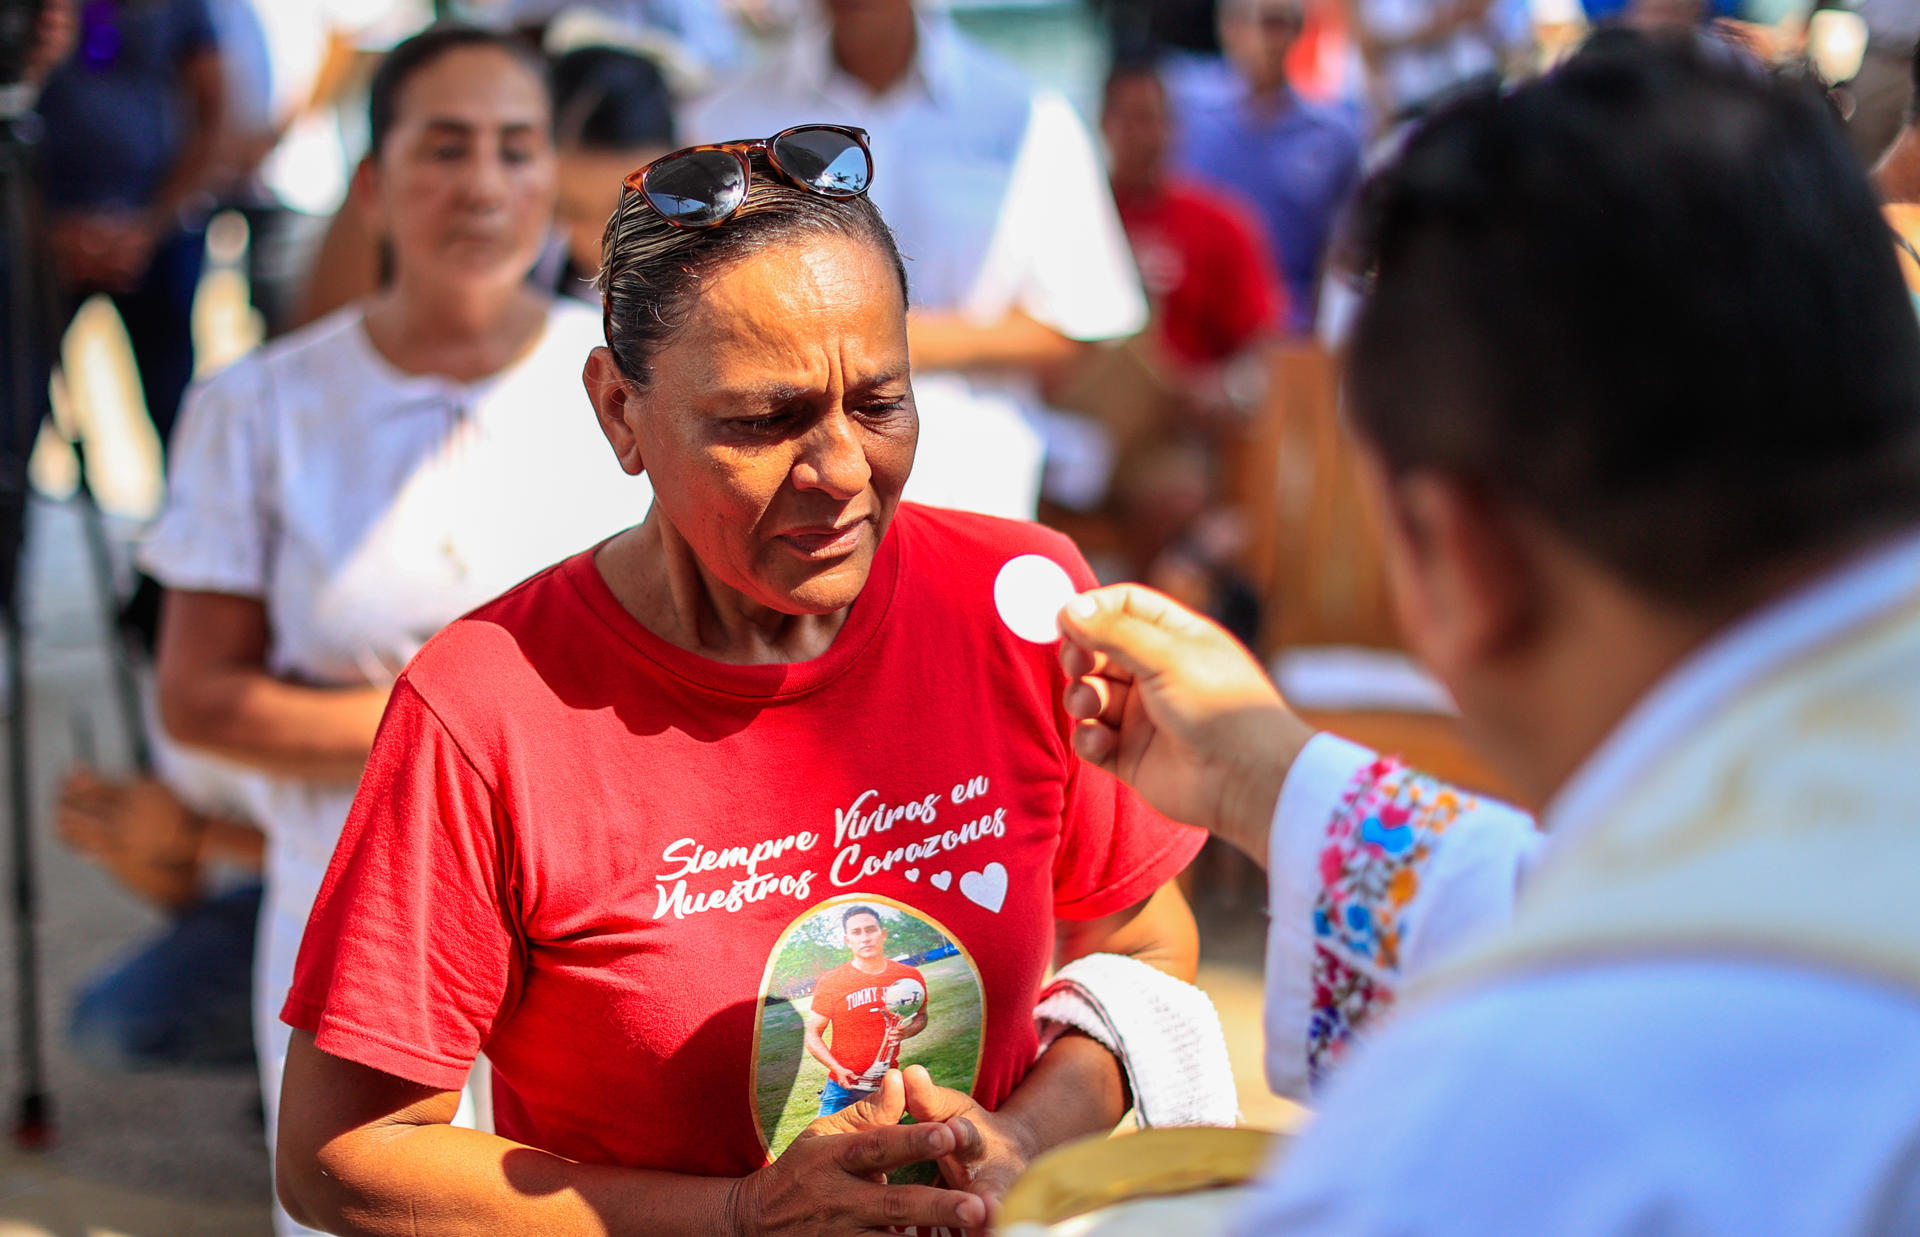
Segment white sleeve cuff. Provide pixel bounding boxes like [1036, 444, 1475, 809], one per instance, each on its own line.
[1263, 733, 1376, 1101]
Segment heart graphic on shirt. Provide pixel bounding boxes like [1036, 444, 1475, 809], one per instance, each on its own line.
[959, 863, 1008, 914]
[930, 871, 952, 891]
[904, 868, 921, 882]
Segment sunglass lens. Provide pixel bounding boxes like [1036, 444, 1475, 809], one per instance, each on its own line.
[642, 149, 748, 226]
[771, 128, 871, 198]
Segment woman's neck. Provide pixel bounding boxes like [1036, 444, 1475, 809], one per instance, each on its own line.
[597, 517, 851, 665]
[362, 278, 548, 384]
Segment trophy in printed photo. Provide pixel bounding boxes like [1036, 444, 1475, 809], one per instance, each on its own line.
[854, 977, 927, 1089]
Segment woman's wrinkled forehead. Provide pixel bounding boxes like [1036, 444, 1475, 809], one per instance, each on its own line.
[659, 236, 910, 400]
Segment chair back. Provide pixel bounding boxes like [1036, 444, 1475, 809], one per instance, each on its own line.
[1230, 343, 1400, 656]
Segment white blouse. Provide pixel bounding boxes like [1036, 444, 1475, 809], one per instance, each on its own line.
[141, 299, 652, 906]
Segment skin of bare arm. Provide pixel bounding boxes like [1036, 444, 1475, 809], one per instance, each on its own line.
[155, 591, 390, 782]
[276, 1033, 990, 1236]
[905, 309, 1087, 374]
[56, 771, 264, 912]
[802, 1008, 860, 1087]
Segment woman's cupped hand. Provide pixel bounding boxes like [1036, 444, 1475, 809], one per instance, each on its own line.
[726, 1066, 1033, 1235]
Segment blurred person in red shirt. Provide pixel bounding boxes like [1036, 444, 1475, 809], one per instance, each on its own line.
[1104, 58, 1284, 383]
[1097, 60, 1273, 657]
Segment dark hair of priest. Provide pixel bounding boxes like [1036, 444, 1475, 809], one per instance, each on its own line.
[599, 145, 907, 388]
[366, 24, 548, 156]
[1910, 34, 1920, 123]
[1344, 30, 1920, 615]
[551, 46, 677, 152]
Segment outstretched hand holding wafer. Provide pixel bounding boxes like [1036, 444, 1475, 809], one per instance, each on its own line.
[1057, 585, 1316, 865]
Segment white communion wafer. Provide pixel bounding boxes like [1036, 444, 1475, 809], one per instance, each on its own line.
[995, 554, 1078, 644]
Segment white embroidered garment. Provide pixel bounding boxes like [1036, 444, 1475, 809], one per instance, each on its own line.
[1243, 532, 1920, 1234]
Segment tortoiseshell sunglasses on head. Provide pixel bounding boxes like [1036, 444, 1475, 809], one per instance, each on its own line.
[622, 124, 874, 230]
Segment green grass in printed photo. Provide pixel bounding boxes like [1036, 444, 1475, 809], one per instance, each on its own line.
[757, 952, 985, 1177]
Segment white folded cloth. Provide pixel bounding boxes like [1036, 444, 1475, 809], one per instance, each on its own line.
[1035, 953, 1239, 1129]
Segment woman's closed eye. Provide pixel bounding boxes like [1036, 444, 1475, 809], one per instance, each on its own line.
[722, 393, 909, 440]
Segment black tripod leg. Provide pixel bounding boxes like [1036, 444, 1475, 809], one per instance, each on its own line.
[69, 446, 150, 772]
[6, 591, 46, 1148]
[1, 114, 52, 1148]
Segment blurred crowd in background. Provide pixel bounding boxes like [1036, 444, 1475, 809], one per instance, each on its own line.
[34, 0, 1914, 618]
[15, 0, 1920, 1224]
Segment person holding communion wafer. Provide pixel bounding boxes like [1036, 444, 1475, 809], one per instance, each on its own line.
[1058, 31, 1920, 1237]
[273, 109, 1211, 1235]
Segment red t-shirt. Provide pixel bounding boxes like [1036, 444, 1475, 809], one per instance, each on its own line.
[1115, 180, 1284, 368]
[810, 958, 926, 1076]
[283, 504, 1203, 1175]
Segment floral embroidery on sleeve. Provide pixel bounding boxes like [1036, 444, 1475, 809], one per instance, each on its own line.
[1308, 757, 1471, 1085]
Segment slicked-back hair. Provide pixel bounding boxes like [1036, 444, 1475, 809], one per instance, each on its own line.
[1345, 31, 1920, 610]
[599, 145, 907, 387]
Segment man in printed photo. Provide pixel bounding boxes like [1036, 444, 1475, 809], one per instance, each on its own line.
[803, 906, 929, 1115]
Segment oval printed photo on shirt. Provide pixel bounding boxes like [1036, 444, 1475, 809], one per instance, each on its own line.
[752, 896, 983, 1171]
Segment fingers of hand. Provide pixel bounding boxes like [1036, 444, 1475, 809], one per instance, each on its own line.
[1057, 637, 1108, 682]
[943, 1114, 986, 1169]
[1059, 587, 1207, 686]
[855, 1068, 904, 1123]
[804, 1071, 903, 1138]
[1061, 674, 1111, 724]
[832, 1120, 955, 1178]
[900, 1064, 972, 1124]
[865, 1182, 986, 1232]
[1071, 717, 1118, 768]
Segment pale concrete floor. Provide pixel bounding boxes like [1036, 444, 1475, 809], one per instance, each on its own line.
[0, 225, 1300, 1235]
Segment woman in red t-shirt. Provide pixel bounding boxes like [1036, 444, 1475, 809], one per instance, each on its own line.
[275, 128, 1205, 1234]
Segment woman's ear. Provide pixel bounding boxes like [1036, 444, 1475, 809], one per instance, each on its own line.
[584, 347, 646, 476]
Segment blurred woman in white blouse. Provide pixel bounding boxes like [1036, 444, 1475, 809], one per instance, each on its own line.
[139, 25, 650, 1234]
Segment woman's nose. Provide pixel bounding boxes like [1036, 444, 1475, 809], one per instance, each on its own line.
[791, 409, 871, 499]
[463, 153, 511, 210]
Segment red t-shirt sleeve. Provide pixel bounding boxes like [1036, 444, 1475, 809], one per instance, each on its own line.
[281, 677, 520, 1092]
[1049, 550, 1207, 921]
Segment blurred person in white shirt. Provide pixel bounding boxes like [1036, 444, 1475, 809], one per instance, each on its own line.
[687, 0, 1149, 519]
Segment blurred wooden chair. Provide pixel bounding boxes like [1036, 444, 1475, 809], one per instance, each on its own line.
[1225, 342, 1523, 806]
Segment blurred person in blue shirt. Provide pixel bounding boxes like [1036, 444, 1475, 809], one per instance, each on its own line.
[1581, 0, 1739, 24]
[1170, 0, 1362, 336]
[37, 0, 229, 446]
